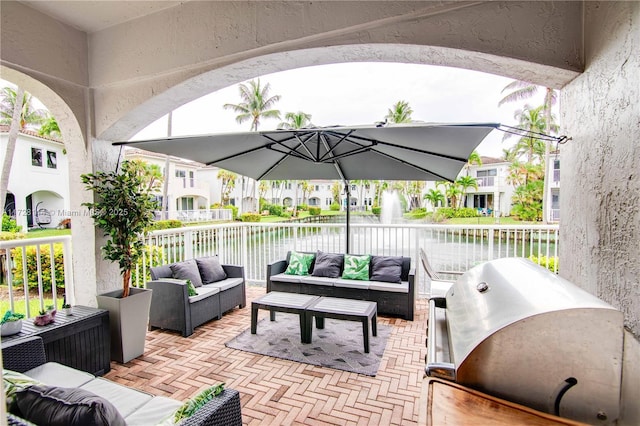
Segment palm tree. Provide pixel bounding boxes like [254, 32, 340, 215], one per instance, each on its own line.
[217, 170, 237, 204]
[463, 150, 482, 176]
[279, 111, 313, 129]
[384, 100, 413, 124]
[423, 189, 445, 212]
[499, 80, 558, 223]
[38, 115, 61, 139]
[0, 87, 47, 130]
[456, 176, 478, 208]
[223, 79, 281, 131]
[0, 86, 25, 213]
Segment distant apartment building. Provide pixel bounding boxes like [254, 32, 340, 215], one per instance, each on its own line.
[0, 127, 70, 231]
[124, 148, 212, 220]
[460, 157, 515, 218]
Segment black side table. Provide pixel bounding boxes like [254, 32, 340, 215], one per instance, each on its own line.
[1, 305, 110, 376]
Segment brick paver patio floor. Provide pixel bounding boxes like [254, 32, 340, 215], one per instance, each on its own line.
[105, 285, 429, 425]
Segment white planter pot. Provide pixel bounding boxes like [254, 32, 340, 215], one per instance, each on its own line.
[1, 320, 23, 336]
[96, 287, 153, 363]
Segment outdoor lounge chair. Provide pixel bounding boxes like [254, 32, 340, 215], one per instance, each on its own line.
[419, 248, 463, 298]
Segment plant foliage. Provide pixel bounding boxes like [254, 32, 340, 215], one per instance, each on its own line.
[81, 160, 159, 297]
[173, 384, 225, 423]
[11, 244, 65, 291]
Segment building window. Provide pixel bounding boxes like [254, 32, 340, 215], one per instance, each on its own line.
[175, 169, 186, 178]
[477, 169, 497, 186]
[31, 148, 42, 167]
[46, 151, 57, 169]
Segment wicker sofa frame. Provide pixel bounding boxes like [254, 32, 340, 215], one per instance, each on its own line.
[148, 261, 246, 337]
[2, 336, 243, 426]
[267, 251, 415, 320]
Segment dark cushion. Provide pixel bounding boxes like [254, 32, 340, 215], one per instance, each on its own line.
[370, 256, 403, 283]
[15, 385, 126, 426]
[170, 259, 203, 287]
[196, 256, 227, 284]
[311, 252, 343, 278]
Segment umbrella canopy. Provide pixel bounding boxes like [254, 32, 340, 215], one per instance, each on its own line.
[117, 123, 499, 183]
[118, 123, 498, 253]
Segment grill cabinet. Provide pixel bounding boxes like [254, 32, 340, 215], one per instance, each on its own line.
[425, 258, 623, 425]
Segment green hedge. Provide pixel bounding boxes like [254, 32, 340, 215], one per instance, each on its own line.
[437, 207, 480, 219]
[147, 219, 183, 231]
[133, 245, 164, 286]
[309, 207, 321, 216]
[529, 255, 559, 273]
[2, 214, 21, 232]
[371, 206, 381, 215]
[11, 244, 65, 291]
[330, 203, 340, 211]
[240, 213, 261, 222]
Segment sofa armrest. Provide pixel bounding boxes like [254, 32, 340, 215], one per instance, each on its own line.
[266, 260, 288, 292]
[180, 388, 242, 426]
[2, 336, 47, 372]
[147, 279, 190, 324]
[222, 264, 245, 279]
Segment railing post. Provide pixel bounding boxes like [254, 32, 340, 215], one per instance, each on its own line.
[184, 229, 194, 260]
[63, 236, 75, 305]
[488, 228, 495, 261]
[242, 224, 248, 276]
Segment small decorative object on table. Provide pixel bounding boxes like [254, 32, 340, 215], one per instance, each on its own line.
[33, 309, 55, 326]
[62, 303, 73, 316]
[0, 310, 24, 336]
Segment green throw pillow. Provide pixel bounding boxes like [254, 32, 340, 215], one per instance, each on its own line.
[3, 369, 42, 412]
[173, 383, 225, 423]
[186, 280, 197, 297]
[285, 251, 315, 276]
[342, 254, 371, 280]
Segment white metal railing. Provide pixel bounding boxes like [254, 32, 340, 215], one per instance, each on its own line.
[135, 222, 560, 295]
[477, 176, 495, 187]
[155, 209, 233, 222]
[0, 236, 74, 318]
[0, 223, 559, 311]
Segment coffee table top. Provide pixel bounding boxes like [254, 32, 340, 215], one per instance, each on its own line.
[253, 291, 320, 309]
[307, 297, 377, 316]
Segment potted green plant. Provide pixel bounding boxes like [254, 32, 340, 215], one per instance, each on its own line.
[62, 303, 73, 316]
[82, 160, 160, 363]
[33, 309, 54, 326]
[1, 311, 24, 336]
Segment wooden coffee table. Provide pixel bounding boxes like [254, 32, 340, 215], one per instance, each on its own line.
[304, 297, 378, 353]
[251, 292, 320, 343]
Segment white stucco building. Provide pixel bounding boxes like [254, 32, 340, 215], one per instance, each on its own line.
[0, 127, 70, 231]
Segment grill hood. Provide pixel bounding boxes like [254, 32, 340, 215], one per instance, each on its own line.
[426, 258, 624, 425]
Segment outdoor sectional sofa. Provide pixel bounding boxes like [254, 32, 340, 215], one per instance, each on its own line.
[148, 256, 246, 337]
[267, 251, 415, 320]
[2, 336, 242, 426]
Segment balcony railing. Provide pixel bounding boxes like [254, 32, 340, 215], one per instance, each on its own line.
[155, 209, 233, 222]
[0, 223, 559, 317]
[477, 176, 495, 187]
[0, 236, 74, 318]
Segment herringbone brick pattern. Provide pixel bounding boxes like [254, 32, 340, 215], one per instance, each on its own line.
[105, 286, 429, 425]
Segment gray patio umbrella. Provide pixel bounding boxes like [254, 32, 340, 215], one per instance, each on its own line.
[117, 122, 499, 251]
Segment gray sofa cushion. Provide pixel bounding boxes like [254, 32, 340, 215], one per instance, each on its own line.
[25, 362, 95, 388]
[170, 259, 203, 287]
[196, 256, 227, 284]
[189, 286, 220, 303]
[311, 252, 343, 278]
[80, 378, 153, 419]
[16, 385, 126, 426]
[369, 280, 409, 293]
[124, 396, 182, 426]
[203, 277, 244, 292]
[370, 256, 403, 283]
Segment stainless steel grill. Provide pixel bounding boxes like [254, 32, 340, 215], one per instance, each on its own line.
[425, 257, 624, 425]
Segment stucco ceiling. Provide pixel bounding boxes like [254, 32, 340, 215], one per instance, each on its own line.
[19, 1, 185, 33]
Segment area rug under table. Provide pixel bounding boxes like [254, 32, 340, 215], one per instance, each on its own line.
[225, 313, 391, 376]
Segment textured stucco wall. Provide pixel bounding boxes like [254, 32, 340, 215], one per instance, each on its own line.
[561, 0, 640, 338]
[560, 4, 639, 424]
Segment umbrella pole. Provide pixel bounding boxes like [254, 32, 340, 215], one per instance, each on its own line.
[344, 182, 351, 254]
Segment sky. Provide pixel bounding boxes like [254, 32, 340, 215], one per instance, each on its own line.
[131, 62, 551, 158]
